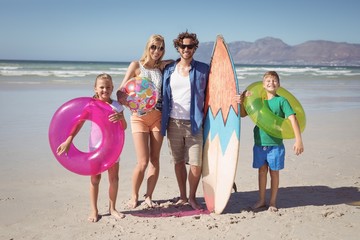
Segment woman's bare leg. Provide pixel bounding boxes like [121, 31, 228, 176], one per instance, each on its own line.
[129, 132, 149, 208]
[144, 131, 163, 207]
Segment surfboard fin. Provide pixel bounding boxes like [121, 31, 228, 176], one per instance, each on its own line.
[232, 182, 237, 193]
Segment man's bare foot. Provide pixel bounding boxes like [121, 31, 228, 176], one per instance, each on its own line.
[127, 198, 138, 209]
[110, 209, 125, 219]
[173, 197, 188, 206]
[189, 198, 202, 210]
[88, 212, 99, 223]
[268, 206, 278, 212]
[251, 201, 267, 211]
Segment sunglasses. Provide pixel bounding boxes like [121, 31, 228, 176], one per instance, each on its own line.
[179, 44, 195, 50]
[150, 45, 164, 51]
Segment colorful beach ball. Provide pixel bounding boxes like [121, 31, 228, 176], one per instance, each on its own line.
[121, 77, 158, 113]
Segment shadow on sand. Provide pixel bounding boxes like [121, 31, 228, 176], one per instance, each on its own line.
[123, 200, 210, 218]
[224, 185, 360, 214]
[123, 185, 359, 217]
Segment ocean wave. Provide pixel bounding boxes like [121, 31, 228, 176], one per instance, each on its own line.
[1, 60, 360, 80]
[0, 66, 20, 70]
[0, 60, 129, 78]
[0, 69, 127, 77]
[235, 66, 360, 79]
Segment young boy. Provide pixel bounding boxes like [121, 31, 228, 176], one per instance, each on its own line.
[236, 71, 304, 212]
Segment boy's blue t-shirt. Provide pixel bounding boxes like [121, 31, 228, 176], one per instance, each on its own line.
[254, 95, 295, 146]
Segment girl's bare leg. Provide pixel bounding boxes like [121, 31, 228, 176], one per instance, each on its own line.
[88, 174, 101, 222]
[108, 163, 125, 218]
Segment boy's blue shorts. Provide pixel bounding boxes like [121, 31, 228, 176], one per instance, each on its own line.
[253, 144, 285, 170]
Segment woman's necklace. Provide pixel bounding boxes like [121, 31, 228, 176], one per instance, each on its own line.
[143, 60, 157, 69]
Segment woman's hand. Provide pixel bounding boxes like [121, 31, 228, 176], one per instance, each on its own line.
[116, 90, 129, 107]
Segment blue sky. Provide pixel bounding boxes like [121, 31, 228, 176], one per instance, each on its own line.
[1, 0, 359, 61]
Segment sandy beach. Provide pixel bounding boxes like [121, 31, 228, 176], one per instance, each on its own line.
[0, 79, 359, 240]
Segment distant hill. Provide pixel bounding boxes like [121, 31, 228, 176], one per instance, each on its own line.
[195, 37, 360, 66]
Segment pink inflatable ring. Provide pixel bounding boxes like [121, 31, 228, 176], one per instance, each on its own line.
[48, 97, 125, 176]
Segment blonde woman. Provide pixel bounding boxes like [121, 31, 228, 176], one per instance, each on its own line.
[117, 34, 172, 208]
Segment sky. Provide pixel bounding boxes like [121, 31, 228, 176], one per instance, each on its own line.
[1, 0, 359, 62]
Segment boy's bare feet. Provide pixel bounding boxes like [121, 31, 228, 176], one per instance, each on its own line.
[268, 206, 278, 212]
[251, 201, 267, 210]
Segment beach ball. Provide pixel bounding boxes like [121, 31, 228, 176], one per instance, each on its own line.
[121, 77, 158, 113]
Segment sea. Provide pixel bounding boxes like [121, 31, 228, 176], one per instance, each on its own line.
[1, 59, 360, 112]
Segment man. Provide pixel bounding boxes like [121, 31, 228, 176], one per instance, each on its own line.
[161, 31, 209, 209]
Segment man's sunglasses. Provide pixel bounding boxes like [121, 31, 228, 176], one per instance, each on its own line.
[179, 44, 195, 50]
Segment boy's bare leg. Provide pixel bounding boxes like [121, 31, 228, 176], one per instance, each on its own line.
[268, 170, 279, 212]
[252, 164, 268, 209]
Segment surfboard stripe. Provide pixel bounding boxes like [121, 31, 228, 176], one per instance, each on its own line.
[203, 107, 240, 155]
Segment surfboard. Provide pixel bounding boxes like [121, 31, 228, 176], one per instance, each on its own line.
[202, 35, 241, 214]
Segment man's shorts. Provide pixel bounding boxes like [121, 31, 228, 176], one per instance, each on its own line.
[167, 118, 203, 166]
[253, 144, 285, 170]
[130, 110, 161, 133]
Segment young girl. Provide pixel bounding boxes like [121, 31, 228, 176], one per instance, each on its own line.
[57, 73, 127, 222]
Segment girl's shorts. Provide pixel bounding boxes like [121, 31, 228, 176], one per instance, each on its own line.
[253, 144, 285, 170]
[130, 110, 162, 133]
[167, 118, 203, 167]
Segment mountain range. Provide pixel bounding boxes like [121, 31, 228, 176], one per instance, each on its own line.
[195, 37, 360, 66]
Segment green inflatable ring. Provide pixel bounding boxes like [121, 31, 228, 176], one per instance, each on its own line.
[243, 81, 306, 139]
